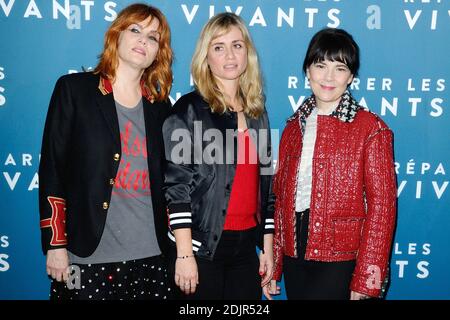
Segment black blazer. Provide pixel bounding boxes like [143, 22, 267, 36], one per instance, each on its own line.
[39, 72, 171, 257]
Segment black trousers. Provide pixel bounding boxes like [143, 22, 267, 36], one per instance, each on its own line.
[283, 210, 356, 300]
[50, 255, 173, 300]
[170, 227, 261, 300]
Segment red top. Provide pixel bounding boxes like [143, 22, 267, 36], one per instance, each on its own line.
[223, 130, 259, 230]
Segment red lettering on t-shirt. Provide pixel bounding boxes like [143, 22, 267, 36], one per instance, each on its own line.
[114, 121, 151, 197]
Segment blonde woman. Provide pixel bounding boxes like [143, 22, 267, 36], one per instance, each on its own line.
[163, 12, 275, 300]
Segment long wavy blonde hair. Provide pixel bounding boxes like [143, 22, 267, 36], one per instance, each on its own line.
[94, 4, 173, 102]
[191, 13, 264, 118]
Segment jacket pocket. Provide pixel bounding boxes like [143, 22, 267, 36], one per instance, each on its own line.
[331, 217, 365, 253]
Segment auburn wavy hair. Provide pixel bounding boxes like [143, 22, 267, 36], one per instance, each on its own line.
[191, 13, 264, 118]
[94, 3, 173, 101]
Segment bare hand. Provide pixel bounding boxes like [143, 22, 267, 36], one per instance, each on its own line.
[263, 279, 281, 300]
[46, 248, 69, 282]
[259, 249, 274, 287]
[175, 257, 199, 295]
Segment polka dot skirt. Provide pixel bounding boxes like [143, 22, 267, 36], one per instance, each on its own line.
[50, 255, 172, 300]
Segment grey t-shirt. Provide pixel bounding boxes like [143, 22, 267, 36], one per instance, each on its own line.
[69, 98, 161, 264]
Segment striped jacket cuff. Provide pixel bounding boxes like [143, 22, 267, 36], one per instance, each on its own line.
[264, 218, 275, 234]
[168, 203, 192, 230]
[168, 231, 202, 252]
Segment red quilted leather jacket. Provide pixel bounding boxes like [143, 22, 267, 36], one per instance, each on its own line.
[273, 93, 397, 297]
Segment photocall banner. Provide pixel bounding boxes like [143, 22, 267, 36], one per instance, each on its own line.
[0, 0, 448, 299]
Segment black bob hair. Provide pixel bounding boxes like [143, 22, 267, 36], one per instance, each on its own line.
[302, 28, 360, 76]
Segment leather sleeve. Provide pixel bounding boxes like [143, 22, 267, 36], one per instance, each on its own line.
[162, 98, 197, 231]
[260, 110, 275, 235]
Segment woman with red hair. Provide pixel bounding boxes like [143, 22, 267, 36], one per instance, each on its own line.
[39, 3, 173, 300]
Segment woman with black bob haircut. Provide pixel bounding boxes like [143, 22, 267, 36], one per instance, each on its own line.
[265, 28, 397, 300]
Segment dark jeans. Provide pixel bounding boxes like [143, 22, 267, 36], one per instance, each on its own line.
[283, 210, 356, 300]
[171, 227, 261, 300]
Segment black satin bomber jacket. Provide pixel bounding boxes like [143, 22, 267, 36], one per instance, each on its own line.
[162, 91, 275, 260]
